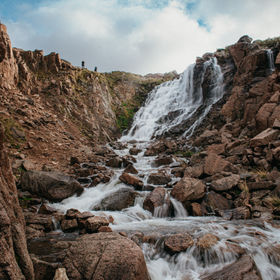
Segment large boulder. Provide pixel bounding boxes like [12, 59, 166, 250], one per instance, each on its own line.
[21, 170, 83, 202]
[95, 188, 138, 211]
[171, 176, 205, 203]
[0, 122, 35, 279]
[63, 233, 150, 280]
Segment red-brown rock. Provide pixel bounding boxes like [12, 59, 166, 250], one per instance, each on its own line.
[119, 172, 143, 190]
[63, 233, 150, 280]
[171, 176, 205, 203]
[164, 233, 194, 255]
[250, 128, 279, 147]
[85, 216, 109, 233]
[211, 174, 240, 191]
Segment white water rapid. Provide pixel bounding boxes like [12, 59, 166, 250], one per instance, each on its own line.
[49, 58, 280, 279]
[267, 49, 275, 74]
[122, 57, 224, 141]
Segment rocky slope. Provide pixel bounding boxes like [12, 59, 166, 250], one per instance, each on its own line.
[0, 23, 176, 173]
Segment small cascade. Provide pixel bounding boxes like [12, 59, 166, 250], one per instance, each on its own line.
[122, 57, 224, 141]
[267, 49, 275, 74]
[170, 197, 188, 217]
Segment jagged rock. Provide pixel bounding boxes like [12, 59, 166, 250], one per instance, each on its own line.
[63, 233, 150, 280]
[24, 213, 54, 232]
[204, 191, 232, 212]
[96, 188, 138, 211]
[184, 164, 204, 178]
[147, 172, 171, 185]
[211, 174, 240, 191]
[65, 208, 82, 219]
[193, 129, 220, 147]
[250, 128, 279, 147]
[164, 233, 194, 255]
[204, 153, 236, 175]
[191, 202, 203, 216]
[124, 164, 138, 174]
[38, 203, 57, 214]
[202, 255, 261, 280]
[256, 103, 277, 131]
[21, 170, 83, 202]
[61, 219, 78, 232]
[85, 216, 109, 233]
[171, 176, 205, 203]
[119, 172, 143, 190]
[143, 187, 170, 215]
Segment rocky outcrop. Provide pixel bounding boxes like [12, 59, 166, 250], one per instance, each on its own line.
[0, 23, 174, 172]
[63, 233, 150, 280]
[20, 170, 84, 202]
[0, 123, 34, 279]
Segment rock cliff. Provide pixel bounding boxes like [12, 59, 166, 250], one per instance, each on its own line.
[0, 23, 176, 171]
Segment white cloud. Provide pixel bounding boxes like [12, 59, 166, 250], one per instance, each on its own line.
[4, 0, 280, 74]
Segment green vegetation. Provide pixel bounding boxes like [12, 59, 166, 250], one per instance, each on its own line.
[174, 150, 195, 158]
[0, 117, 25, 146]
[254, 36, 280, 48]
[116, 102, 136, 132]
[239, 181, 249, 193]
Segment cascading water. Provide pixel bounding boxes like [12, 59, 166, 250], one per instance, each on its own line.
[267, 49, 275, 74]
[122, 57, 224, 141]
[43, 57, 280, 280]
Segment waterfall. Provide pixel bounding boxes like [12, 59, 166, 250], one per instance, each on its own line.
[267, 49, 275, 74]
[122, 57, 224, 141]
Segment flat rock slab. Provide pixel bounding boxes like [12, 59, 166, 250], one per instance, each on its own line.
[250, 128, 279, 147]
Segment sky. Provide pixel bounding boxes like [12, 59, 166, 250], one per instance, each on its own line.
[0, 0, 279, 74]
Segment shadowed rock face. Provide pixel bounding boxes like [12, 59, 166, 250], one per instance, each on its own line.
[63, 232, 150, 280]
[0, 123, 34, 279]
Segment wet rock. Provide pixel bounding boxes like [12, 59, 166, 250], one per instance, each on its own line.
[197, 234, 219, 249]
[211, 174, 240, 191]
[119, 172, 143, 190]
[85, 216, 109, 233]
[63, 233, 150, 280]
[250, 128, 279, 147]
[21, 170, 83, 202]
[106, 156, 123, 168]
[218, 206, 251, 220]
[143, 187, 170, 215]
[144, 141, 166, 156]
[96, 188, 138, 211]
[147, 172, 171, 185]
[204, 153, 236, 176]
[129, 147, 141, 155]
[171, 176, 205, 203]
[164, 233, 194, 255]
[61, 219, 78, 232]
[202, 255, 261, 280]
[152, 155, 173, 167]
[124, 163, 138, 174]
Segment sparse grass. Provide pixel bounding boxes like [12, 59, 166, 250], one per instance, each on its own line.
[174, 150, 195, 157]
[239, 181, 249, 193]
[251, 168, 268, 179]
[255, 36, 280, 48]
